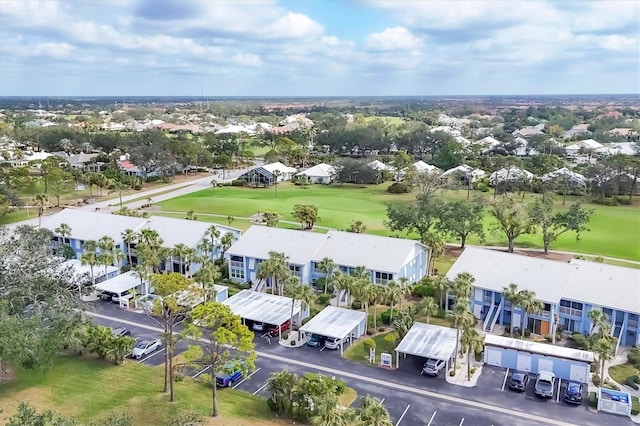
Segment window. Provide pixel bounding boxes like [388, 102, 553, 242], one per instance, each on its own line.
[289, 265, 302, 279]
[312, 263, 322, 274]
[374, 271, 391, 285]
[230, 268, 245, 280]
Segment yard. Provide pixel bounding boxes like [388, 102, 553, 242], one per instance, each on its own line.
[0, 355, 286, 426]
[156, 182, 640, 261]
[608, 363, 640, 385]
[343, 331, 398, 365]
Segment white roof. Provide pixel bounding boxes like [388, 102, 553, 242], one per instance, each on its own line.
[564, 260, 640, 314]
[222, 289, 300, 326]
[566, 139, 603, 151]
[215, 124, 254, 135]
[368, 160, 391, 171]
[413, 160, 439, 173]
[42, 209, 148, 242]
[143, 215, 239, 248]
[395, 322, 458, 361]
[484, 334, 594, 363]
[489, 166, 534, 183]
[441, 164, 486, 179]
[94, 271, 143, 294]
[475, 136, 500, 148]
[227, 226, 328, 265]
[312, 230, 427, 273]
[299, 306, 367, 339]
[61, 259, 118, 279]
[597, 142, 637, 156]
[541, 168, 587, 184]
[297, 163, 336, 178]
[446, 247, 575, 303]
[262, 161, 297, 174]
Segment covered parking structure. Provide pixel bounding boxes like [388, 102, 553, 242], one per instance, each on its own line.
[222, 290, 308, 340]
[484, 334, 594, 383]
[94, 271, 149, 308]
[299, 306, 367, 354]
[394, 322, 458, 371]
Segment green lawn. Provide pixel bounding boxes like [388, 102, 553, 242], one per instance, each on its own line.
[343, 331, 398, 364]
[0, 209, 30, 225]
[608, 363, 639, 384]
[157, 183, 640, 261]
[0, 355, 284, 426]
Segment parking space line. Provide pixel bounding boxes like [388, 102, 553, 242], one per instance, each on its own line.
[501, 368, 509, 391]
[427, 411, 437, 426]
[459, 418, 465, 426]
[556, 379, 561, 403]
[253, 382, 269, 395]
[380, 398, 385, 404]
[192, 365, 211, 379]
[395, 404, 410, 426]
[138, 348, 165, 364]
[232, 367, 262, 389]
[320, 346, 325, 352]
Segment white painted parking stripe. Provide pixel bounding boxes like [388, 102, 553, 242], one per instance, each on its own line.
[138, 347, 165, 364]
[395, 404, 410, 426]
[192, 365, 211, 379]
[232, 367, 262, 389]
[459, 418, 465, 426]
[380, 398, 385, 404]
[427, 411, 437, 426]
[252, 382, 269, 395]
[556, 379, 561, 403]
[320, 346, 325, 352]
[501, 368, 509, 391]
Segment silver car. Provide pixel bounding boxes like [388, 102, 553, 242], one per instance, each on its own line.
[131, 338, 162, 359]
[324, 337, 341, 350]
[421, 359, 445, 376]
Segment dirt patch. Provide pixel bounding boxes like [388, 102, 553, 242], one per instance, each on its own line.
[0, 367, 16, 382]
[513, 249, 574, 263]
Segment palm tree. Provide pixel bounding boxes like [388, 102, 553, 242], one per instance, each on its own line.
[396, 277, 411, 309]
[197, 239, 215, 266]
[267, 370, 297, 414]
[194, 263, 221, 303]
[519, 290, 543, 338]
[139, 228, 161, 246]
[593, 336, 615, 386]
[392, 309, 415, 341]
[227, 215, 234, 226]
[112, 247, 125, 269]
[145, 197, 153, 207]
[97, 236, 116, 275]
[384, 282, 402, 323]
[54, 223, 72, 244]
[273, 170, 282, 198]
[414, 296, 439, 324]
[349, 219, 367, 233]
[108, 335, 136, 365]
[451, 272, 474, 301]
[267, 251, 289, 296]
[432, 275, 451, 310]
[310, 397, 351, 426]
[210, 179, 217, 196]
[448, 300, 475, 370]
[359, 282, 374, 332]
[460, 326, 484, 380]
[171, 243, 192, 275]
[317, 257, 335, 294]
[502, 283, 521, 337]
[34, 193, 48, 227]
[588, 309, 611, 336]
[204, 225, 221, 263]
[286, 279, 315, 334]
[80, 240, 99, 286]
[220, 233, 234, 261]
[369, 285, 386, 330]
[355, 395, 393, 426]
[121, 229, 138, 267]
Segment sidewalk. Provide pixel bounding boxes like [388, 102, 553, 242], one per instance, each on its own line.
[446, 352, 482, 387]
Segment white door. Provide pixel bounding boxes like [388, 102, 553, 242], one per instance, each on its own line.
[537, 358, 554, 373]
[570, 363, 587, 383]
[512, 312, 521, 328]
[473, 304, 482, 318]
[516, 354, 532, 373]
[486, 348, 502, 367]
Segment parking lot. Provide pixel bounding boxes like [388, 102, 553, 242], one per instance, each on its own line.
[89, 305, 630, 426]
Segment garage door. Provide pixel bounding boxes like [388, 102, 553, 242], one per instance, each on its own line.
[570, 363, 588, 383]
[538, 358, 554, 373]
[486, 347, 502, 367]
[516, 354, 532, 373]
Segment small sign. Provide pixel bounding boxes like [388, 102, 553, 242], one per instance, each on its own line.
[380, 353, 393, 368]
[369, 348, 375, 363]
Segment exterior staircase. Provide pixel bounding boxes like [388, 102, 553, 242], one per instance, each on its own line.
[483, 299, 503, 333]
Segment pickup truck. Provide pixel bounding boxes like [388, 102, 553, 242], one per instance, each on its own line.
[534, 371, 556, 398]
[215, 363, 244, 387]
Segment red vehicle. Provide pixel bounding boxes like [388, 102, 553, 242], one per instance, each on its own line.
[268, 320, 291, 336]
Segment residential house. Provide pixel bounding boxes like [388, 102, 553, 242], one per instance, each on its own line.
[67, 152, 101, 172]
[413, 160, 439, 174]
[368, 160, 392, 172]
[489, 166, 534, 186]
[474, 136, 501, 153]
[512, 126, 544, 138]
[565, 139, 603, 158]
[596, 142, 637, 157]
[226, 226, 429, 287]
[237, 161, 297, 187]
[261, 161, 298, 181]
[441, 164, 486, 184]
[541, 168, 588, 191]
[296, 163, 337, 184]
[446, 247, 640, 348]
[563, 124, 591, 140]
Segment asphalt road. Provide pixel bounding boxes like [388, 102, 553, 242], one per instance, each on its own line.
[88, 302, 629, 426]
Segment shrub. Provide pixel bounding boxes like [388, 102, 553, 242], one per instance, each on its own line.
[628, 347, 640, 369]
[449, 370, 456, 377]
[351, 300, 362, 310]
[593, 197, 618, 206]
[592, 374, 601, 386]
[363, 338, 376, 352]
[524, 329, 531, 338]
[164, 408, 205, 426]
[231, 179, 246, 187]
[378, 327, 386, 332]
[570, 333, 588, 349]
[632, 396, 640, 416]
[317, 294, 331, 305]
[504, 325, 511, 333]
[366, 330, 374, 335]
[588, 392, 598, 408]
[411, 283, 436, 298]
[590, 362, 598, 373]
[387, 182, 410, 194]
[470, 367, 477, 375]
[544, 334, 553, 342]
[474, 182, 490, 192]
[290, 340, 296, 346]
[625, 376, 639, 390]
[616, 197, 632, 205]
[380, 308, 398, 325]
[383, 333, 397, 345]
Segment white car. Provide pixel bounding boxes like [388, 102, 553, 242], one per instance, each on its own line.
[324, 337, 341, 350]
[421, 359, 445, 376]
[252, 322, 265, 332]
[131, 338, 162, 359]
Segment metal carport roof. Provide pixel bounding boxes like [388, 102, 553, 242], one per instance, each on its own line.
[484, 334, 594, 363]
[94, 271, 142, 295]
[299, 306, 367, 340]
[395, 322, 458, 361]
[222, 289, 300, 326]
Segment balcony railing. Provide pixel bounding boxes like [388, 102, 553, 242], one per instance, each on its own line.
[535, 310, 551, 319]
[483, 296, 492, 303]
[230, 261, 244, 269]
[559, 306, 583, 317]
[628, 320, 639, 329]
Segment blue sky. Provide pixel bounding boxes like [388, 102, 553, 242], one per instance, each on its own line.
[0, 0, 638, 96]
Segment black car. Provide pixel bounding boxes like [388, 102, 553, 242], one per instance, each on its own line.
[112, 327, 131, 337]
[563, 381, 583, 405]
[99, 291, 117, 302]
[306, 334, 326, 348]
[509, 372, 530, 392]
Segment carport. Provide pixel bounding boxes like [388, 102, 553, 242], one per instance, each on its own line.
[222, 290, 309, 340]
[394, 322, 458, 371]
[299, 306, 367, 354]
[484, 334, 594, 383]
[94, 271, 150, 308]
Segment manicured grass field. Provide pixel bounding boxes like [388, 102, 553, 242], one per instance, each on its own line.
[0, 209, 30, 225]
[343, 331, 398, 365]
[157, 182, 640, 261]
[608, 363, 639, 385]
[0, 355, 285, 426]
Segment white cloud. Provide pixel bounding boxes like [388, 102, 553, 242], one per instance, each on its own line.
[365, 27, 423, 51]
[599, 35, 638, 52]
[265, 12, 325, 39]
[232, 53, 263, 67]
[32, 42, 75, 59]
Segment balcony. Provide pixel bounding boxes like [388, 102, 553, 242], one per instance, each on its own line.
[230, 260, 244, 270]
[628, 320, 639, 329]
[534, 310, 551, 320]
[559, 306, 583, 317]
[483, 296, 492, 303]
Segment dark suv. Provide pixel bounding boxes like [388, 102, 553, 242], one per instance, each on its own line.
[563, 381, 583, 405]
[509, 372, 530, 392]
[307, 334, 326, 348]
